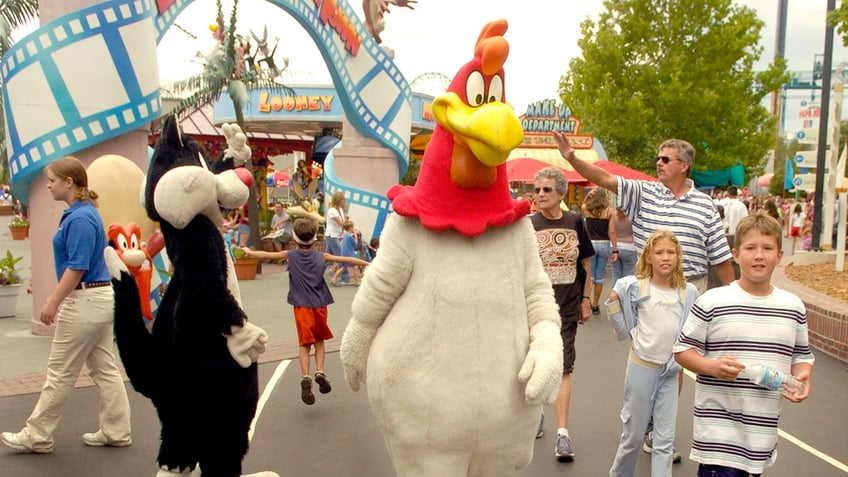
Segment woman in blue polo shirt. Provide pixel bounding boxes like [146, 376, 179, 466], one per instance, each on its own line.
[0, 157, 132, 454]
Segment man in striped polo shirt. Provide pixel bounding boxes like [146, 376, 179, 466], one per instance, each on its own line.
[552, 132, 735, 293]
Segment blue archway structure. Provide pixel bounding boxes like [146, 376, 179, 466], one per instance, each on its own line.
[2, 0, 411, 234]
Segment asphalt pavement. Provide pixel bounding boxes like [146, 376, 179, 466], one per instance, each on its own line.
[0, 214, 845, 476]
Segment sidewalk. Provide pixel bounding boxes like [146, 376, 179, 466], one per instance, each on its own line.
[0, 215, 359, 396]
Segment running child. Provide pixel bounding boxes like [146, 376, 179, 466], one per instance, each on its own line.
[242, 218, 370, 405]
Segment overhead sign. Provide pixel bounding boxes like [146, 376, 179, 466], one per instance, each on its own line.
[794, 151, 819, 169]
[520, 99, 594, 149]
[796, 128, 819, 144]
[792, 173, 816, 192]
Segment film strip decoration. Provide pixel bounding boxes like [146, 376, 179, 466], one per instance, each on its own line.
[1, 0, 161, 200]
[153, 0, 412, 168]
[154, 0, 409, 231]
[323, 147, 392, 240]
[152, 0, 193, 42]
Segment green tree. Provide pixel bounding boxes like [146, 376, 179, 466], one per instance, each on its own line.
[559, 0, 788, 178]
[829, 3, 848, 46]
[168, 0, 293, 259]
[0, 0, 39, 185]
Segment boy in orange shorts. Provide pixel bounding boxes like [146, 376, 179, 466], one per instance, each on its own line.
[243, 218, 370, 404]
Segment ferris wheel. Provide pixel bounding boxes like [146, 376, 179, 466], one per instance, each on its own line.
[410, 72, 451, 97]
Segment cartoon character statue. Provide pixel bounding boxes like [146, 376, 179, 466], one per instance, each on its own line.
[106, 117, 275, 477]
[107, 223, 164, 322]
[340, 20, 563, 475]
[362, 0, 417, 44]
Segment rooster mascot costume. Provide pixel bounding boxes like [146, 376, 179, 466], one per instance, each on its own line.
[106, 116, 274, 477]
[340, 20, 563, 476]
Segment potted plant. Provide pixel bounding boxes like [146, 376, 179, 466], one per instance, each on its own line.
[7, 216, 29, 240]
[0, 250, 23, 317]
[231, 247, 258, 280]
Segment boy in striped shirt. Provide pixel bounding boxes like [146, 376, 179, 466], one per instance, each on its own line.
[673, 214, 814, 476]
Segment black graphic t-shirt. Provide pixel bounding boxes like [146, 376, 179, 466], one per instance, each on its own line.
[531, 212, 595, 321]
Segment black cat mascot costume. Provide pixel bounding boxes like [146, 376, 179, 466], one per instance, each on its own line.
[105, 116, 274, 477]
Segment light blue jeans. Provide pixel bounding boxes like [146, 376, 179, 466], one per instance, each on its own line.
[612, 247, 638, 284]
[609, 357, 678, 477]
[590, 240, 612, 284]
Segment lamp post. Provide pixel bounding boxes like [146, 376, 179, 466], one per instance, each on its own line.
[812, 0, 837, 251]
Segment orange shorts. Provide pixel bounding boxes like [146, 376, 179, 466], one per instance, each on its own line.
[293, 306, 333, 346]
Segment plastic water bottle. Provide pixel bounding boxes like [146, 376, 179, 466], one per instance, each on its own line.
[740, 364, 805, 397]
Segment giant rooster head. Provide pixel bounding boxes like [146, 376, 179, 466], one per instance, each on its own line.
[387, 19, 527, 237]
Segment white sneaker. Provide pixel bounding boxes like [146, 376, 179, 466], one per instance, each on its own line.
[82, 430, 132, 447]
[0, 431, 52, 454]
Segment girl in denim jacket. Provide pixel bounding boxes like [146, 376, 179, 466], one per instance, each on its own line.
[605, 230, 698, 476]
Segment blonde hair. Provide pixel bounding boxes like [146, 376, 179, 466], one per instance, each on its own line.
[634, 230, 686, 289]
[329, 190, 346, 208]
[46, 156, 99, 207]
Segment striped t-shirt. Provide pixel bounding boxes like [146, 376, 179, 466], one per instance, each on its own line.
[616, 177, 732, 279]
[673, 282, 815, 474]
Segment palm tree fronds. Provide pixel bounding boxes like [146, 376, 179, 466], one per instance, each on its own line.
[0, 0, 38, 31]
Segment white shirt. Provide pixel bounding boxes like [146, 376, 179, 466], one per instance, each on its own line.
[325, 207, 345, 238]
[723, 197, 749, 236]
[632, 283, 683, 364]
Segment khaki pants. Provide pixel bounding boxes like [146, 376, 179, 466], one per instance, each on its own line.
[19, 287, 131, 450]
[689, 275, 708, 295]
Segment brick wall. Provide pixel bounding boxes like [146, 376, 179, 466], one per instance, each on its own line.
[773, 266, 848, 363]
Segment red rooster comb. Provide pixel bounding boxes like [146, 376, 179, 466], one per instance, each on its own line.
[387, 19, 527, 237]
[475, 20, 509, 76]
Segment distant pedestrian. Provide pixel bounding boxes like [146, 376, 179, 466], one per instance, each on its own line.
[241, 218, 369, 405]
[611, 209, 637, 285]
[331, 221, 363, 286]
[790, 203, 805, 252]
[581, 187, 617, 314]
[1, 156, 132, 454]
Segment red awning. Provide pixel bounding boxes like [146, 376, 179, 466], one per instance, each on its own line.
[506, 154, 656, 185]
[593, 160, 658, 182]
[506, 157, 587, 184]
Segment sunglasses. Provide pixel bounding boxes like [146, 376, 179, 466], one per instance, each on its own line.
[656, 156, 674, 164]
[533, 186, 554, 194]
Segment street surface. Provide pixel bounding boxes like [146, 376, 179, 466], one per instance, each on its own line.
[0, 224, 845, 476]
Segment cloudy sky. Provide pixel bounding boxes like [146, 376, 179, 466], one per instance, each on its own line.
[154, 0, 848, 135]
[14, 1, 848, 135]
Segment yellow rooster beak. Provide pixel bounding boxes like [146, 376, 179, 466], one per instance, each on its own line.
[433, 92, 524, 166]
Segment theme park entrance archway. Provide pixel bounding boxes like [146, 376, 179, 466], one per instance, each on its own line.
[2, 0, 411, 240]
[1, 0, 411, 334]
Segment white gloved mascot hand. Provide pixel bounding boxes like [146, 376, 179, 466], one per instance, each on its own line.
[104, 246, 129, 280]
[518, 319, 563, 406]
[226, 322, 269, 368]
[340, 317, 374, 392]
[221, 123, 251, 167]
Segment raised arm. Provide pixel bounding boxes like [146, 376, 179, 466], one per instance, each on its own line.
[553, 131, 618, 193]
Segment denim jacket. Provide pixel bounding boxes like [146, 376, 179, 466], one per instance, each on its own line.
[604, 276, 699, 376]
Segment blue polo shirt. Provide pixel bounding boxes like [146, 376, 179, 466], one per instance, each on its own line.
[52, 200, 110, 283]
